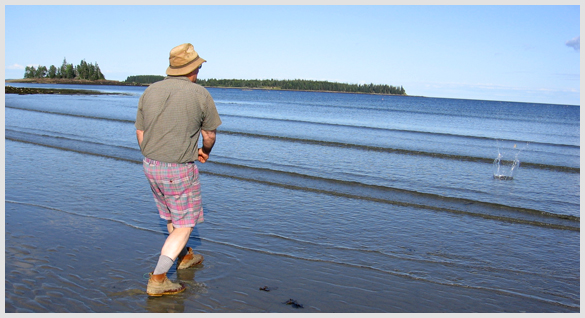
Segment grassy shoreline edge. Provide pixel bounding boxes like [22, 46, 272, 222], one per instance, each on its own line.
[5, 84, 129, 96]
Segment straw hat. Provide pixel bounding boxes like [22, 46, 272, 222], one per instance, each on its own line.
[166, 43, 206, 76]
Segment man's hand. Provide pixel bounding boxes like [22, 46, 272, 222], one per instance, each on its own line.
[198, 129, 216, 163]
[198, 148, 210, 163]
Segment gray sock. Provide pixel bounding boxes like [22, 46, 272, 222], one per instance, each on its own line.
[153, 255, 174, 275]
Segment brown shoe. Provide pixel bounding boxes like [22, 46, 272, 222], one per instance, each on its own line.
[146, 272, 186, 296]
[176, 247, 204, 270]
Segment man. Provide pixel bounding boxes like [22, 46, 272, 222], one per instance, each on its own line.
[135, 43, 222, 296]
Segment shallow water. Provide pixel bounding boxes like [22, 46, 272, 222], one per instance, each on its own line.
[4, 83, 580, 312]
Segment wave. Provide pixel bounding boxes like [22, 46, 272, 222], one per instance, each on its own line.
[5, 105, 135, 123]
[219, 130, 579, 173]
[219, 114, 580, 149]
[5, 130, 579, 232]
[258, 232, 576, 281]
[5, 105, 578, 173]
[5, 199, 159, 234]
[7, 105, 579, 149]
[215, 96, 579, 127]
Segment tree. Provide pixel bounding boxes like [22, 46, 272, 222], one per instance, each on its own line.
[24, 66, 35, 78]
[60, 58, 68, 79]
[92, 62, 105, 80]
[65, 63, 75, 79]
[77, 60, 88, 79]
[35, 65, 48, 78]
[48, 65, 57, 78]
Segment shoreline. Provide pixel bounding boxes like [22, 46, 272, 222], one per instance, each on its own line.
[8, 78, 573, 105]
[5, 78, 146, 86]
[5, 78, 414, 97]
[5, 85, 131, 95]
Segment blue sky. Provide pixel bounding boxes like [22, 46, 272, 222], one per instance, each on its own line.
[4, 5, 580, 105]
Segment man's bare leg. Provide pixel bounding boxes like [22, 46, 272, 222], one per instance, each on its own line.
[151, 222, 191, 275]
[160, 225, 192, 261]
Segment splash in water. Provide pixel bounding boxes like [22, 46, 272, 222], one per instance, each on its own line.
[493, 142, 527, 180]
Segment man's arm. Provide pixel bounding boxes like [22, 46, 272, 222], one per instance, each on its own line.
[136, 129, 144, 147]
[198, 129, 216, 163]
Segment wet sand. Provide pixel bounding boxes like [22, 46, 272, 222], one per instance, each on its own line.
[5, 136, 578, 313]
[5, 199, 575, 313]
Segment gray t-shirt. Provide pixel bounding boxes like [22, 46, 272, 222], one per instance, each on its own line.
[135, 76, 222, 163]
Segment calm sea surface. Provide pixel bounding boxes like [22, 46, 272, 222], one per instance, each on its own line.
[4, 82, 580, 312]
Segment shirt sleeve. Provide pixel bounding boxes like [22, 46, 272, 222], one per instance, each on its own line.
[135, 94, 145, 131]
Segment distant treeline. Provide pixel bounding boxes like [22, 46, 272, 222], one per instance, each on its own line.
[122, 75, 406, 95]
[199, 78, 406, 95]
[24, 58, 105, 80]
[124, 75, 165, 84]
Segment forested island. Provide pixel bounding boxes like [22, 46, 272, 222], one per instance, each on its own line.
[23, 58, 105, 80]
[124, 75, 406, 95]
[9, 65, 407, 95]
[198, 78, 406, 95]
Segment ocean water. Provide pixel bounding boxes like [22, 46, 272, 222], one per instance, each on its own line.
[4, 82, 580, 312]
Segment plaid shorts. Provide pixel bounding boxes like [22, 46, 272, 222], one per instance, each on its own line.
[143, 157, 204, 228]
